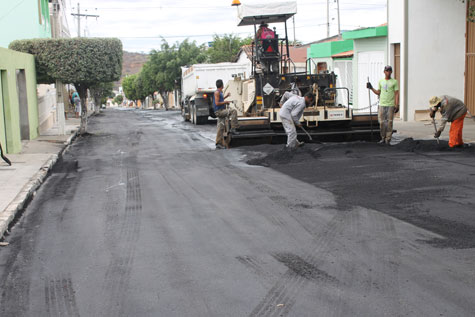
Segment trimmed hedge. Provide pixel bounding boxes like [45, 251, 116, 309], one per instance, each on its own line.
[9, 38, 123, 85]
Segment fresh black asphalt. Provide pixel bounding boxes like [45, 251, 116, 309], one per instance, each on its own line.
[1, 109, 474, 316]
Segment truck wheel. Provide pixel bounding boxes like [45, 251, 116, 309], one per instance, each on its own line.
[192, 104, 197, 124]
[182, 107, 189, 122]
[195, 116, 208, 125]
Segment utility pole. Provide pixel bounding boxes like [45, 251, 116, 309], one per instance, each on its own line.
[52, 0, 66, 134]
[293, 16, 296, 47]
[71, 2, 99, 37]
[336, 0, 341, 38]
[326, 0, 330, 38]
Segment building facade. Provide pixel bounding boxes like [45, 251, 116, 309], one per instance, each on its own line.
[388, 0, 472, 121]
[0, 48, 39, 154]
[0, 0, 52, 48]
[342, 26, 388, 112]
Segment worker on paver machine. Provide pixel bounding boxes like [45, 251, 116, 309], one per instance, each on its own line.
[429, 96, 469, 148]
[279, 92, 315, 149]
[214, 79, 239, 150]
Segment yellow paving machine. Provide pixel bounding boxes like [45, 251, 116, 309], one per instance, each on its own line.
[222, 1, 379, 147]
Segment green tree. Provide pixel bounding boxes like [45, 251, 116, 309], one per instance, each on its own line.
[143, 39, 207, 108]
[122, 74, 138, 101]
[206, 34, 252, 63]
[114, 95, 124, 105]
[90, 81, 114, 113]
[9, 38, 123, 134]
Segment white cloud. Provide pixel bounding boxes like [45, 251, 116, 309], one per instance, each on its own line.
[66, 0, 387, 52]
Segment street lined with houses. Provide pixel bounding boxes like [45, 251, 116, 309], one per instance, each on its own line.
[1, 109, 474, 316]
[2, 0, 475, 316]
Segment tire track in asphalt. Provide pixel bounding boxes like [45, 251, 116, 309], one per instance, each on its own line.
[100, 130, 143, 315]
[222, 166, 347, 317]
[101, 167, 142, 316]
[44, 274, 80, 317]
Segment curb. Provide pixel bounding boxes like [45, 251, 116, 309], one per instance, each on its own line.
[0, 128, 79, 240]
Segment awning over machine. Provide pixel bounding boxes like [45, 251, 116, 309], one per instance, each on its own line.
[237, 1, 297, 26]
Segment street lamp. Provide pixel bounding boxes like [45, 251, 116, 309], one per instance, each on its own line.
[231, 0, 241, 6]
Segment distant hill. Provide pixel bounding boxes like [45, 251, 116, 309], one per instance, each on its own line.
[116, 51, 149, 88]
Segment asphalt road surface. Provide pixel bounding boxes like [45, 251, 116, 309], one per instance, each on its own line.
[1, 109, 474, 316]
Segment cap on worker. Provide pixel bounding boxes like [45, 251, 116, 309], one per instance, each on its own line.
[384, 65, 393, 72]
[429, 96, 443, 108]
[260, 22, 268, 27]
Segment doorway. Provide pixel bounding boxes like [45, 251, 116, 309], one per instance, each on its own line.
[393, 43, 401, 118]
[16, 70, 30, 140]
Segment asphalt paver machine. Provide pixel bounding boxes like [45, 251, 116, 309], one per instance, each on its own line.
[223, 1, 379, 147]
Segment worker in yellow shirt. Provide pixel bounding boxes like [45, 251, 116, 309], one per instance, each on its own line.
[367, 65, 400, 145]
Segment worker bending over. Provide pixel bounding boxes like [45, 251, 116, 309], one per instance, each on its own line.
[429, 96, 468, 148]
[279, 92, 315, 149]
[214, 79, 238, 150]
[367, 65, 399, 144]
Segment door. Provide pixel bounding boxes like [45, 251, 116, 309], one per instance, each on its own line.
[357, 51, 384, 111]
[393, 44, 401, 118]
[465, 12, 475, 115]
[16, 70, 30, 140]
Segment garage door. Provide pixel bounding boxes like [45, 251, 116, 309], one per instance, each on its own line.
[357, 51, 384, 111]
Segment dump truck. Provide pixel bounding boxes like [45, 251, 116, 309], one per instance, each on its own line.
[219, 1, 380, 147]
[181, 63, 249, 124]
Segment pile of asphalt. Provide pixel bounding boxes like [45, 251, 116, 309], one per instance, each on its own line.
[243, 139, 475, 249]
[246, 139, 474, 167]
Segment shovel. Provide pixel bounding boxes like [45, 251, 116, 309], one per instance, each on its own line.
[432, 118, 440, 145]
[299, 125, 313, 141]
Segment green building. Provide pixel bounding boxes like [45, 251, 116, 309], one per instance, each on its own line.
[307, 26, 388, 109]
[0, 0, 52, 48]
[0, 48, 39, 154]
[342, 25, 388, 110]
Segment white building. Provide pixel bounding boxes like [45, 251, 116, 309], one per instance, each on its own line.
[388, 0, 474, 121]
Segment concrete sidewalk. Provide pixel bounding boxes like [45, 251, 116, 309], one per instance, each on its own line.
[394, 117, 475, 144]
[0, 118, 80, 239]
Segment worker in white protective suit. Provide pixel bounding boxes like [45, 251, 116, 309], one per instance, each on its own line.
[279, 92, 315, 149]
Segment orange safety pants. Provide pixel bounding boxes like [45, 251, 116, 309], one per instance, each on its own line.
[449, 113, 466, 147]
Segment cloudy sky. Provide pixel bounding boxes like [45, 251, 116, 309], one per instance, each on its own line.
[65, 0, 387, 53]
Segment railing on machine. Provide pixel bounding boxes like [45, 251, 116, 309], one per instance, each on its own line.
[306, 58, 318, 75]
[323, 87, 351, 117]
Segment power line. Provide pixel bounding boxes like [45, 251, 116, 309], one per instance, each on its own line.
[0, 0, 28, 23]
[71, 2, 99, 37]
[78, 2, 385, 11]
[106, 22, 370, 40]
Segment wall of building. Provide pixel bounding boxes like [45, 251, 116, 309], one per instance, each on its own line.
[37, 85, 57, 134]
[406, 0, 466, 120]
[0, 48, 39, 154]
[352, 36, 388, 109]
[236, 52, 252, 79]
[387, 0, 406, 119]
[0, 0, 52, 48]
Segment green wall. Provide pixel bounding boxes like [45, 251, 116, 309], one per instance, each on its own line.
[308, 40, 354, 58]
[342, 26, 388, 41]
[0, 48, 39, 154]
[0, 0, 51, 48]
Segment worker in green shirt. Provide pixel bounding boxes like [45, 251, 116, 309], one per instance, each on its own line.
[367, 65, 400, 144]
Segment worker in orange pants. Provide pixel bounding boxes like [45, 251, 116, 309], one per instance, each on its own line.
[429, 96, 468, 147]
